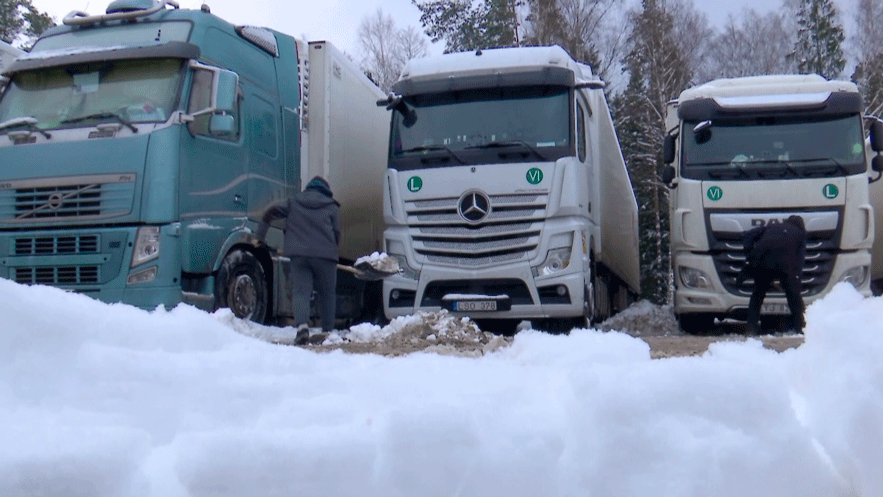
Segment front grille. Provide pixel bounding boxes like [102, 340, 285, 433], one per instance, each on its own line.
[14, 266, 99, 285]
[15, 235, 100, 255]
[406, 192, 547, 268]
[0, 175, 136, 223]
[709, 211, 839, 298]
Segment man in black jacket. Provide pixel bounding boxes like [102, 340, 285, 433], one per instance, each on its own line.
[736, 215, 807, 335]
[256, 176, 341, 344]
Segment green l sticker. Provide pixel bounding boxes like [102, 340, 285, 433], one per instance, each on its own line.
[707, 186, 723, 201]
[526, 167, 543, 185]
[407, 176, 423, 192]
[823, 184, 839, 199]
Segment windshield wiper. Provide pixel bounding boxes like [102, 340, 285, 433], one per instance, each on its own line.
[465, 140, 546, 160]
[399, 145, 465, 164]
[61, 111, 138, 133]
[0, 116, 51, 138]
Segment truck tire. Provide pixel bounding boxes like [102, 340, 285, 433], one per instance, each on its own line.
[677, 313, 714, 335]
[216, 249, 269, 324]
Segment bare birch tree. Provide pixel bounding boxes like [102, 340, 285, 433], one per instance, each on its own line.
[697, 9, 796, 82]
[851, 0, 883, 116]
[357, 8, 429, 93]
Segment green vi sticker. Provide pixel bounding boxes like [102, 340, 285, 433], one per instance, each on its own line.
[526, 167, 543, 185]
[823, 184, 839, 199]
[407, 176, 423, 192]
[706, 186, 723, 201]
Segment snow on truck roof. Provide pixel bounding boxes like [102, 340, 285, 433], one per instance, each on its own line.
[397, 45, 599, 88]
[678, 74, 858, 103]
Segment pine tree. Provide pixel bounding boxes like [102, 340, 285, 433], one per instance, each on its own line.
[789, 0, 845, 79]
[412, 0, 520, 53]
[0, 0, 53, 48]
[617, 0, 696, 304]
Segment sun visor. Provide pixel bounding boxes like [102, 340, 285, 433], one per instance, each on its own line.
[678, 91, 862, 121]
[392, 66, 574, 96]
[4, 41, 200, 75]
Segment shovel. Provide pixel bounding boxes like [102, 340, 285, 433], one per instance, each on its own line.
[337, 253, 401, 281]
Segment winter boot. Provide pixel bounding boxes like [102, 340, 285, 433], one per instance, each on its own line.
[294, 324, 310, 346]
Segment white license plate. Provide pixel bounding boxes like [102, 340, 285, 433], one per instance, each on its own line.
[761, 303, 791, 314]
[454, 300, 498, 312]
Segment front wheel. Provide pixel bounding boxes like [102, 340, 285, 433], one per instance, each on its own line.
[215, 249, 269, 323]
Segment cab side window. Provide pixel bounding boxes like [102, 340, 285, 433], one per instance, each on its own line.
[188, 68, 240, 141]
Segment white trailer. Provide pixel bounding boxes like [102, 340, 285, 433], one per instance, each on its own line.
[380, 45, 640, 332]
[662, 75, 878, 333]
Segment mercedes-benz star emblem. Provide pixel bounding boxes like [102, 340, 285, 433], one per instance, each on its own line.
[458, 190, 491, 223]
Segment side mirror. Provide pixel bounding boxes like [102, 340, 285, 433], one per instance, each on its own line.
[870, 120, 883, 153]
[873, 154, 883, 173]
[187, 61, 239, 117]
[661, 165, 676, 185]
[209, 114, 236, 137]
[663, 134, 676, 164]
[214, 69, 239, 114]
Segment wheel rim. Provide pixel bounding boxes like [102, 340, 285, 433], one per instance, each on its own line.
[230, 274, 257, 319]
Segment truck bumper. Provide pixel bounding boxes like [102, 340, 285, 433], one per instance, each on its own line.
[0, 225, 184, 312]
[383, 262, 586, 320]
[673, 250, 872, 318]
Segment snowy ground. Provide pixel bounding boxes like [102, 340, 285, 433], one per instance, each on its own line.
[3, 277, 883, 496]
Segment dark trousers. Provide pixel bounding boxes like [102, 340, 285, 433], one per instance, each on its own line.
[290, 256, 337, 331]
[747, 271, 805, 333]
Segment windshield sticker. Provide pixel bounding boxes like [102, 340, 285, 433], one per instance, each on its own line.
[823, 184, 839, 199]
[526, 168, 543, 185]
[853, 143, 864, 154]
[707, 186, 723, 201]
[73, 72, 99, 94]
[407, 176, 423, 193]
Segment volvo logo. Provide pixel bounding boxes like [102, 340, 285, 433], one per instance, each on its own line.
[46, 192, 65, 210]
[458, 190, 491, 224]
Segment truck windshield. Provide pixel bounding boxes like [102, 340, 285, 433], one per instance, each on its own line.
[681, 114, 866, 179]
[0, 58, 184, 132]
[389, 85, 571, 170]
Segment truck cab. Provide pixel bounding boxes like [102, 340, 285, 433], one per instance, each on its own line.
[662, 75, 877, 332]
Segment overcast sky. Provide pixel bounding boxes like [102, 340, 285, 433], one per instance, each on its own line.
[29, 0, 815, 57]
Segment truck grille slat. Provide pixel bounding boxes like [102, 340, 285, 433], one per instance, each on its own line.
[405, 193, 548, 268]
[15, 265, 100, 285]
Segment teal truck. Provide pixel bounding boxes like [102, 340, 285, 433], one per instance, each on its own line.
[0, 0, 389, 324]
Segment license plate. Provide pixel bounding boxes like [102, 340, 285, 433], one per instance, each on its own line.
[454, 300, 498, 312]
[761, 303, 791, 314]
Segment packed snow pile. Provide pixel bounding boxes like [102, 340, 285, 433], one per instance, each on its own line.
[596, 299, 680, 336]
[228, 309, 511, 357]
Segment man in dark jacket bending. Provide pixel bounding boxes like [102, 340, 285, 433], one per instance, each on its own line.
[257, 176, 341, 343]
[737, 215, 806, 335]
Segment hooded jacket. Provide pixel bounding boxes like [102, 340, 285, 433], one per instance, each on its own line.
[741, 215, 806, 280]
[256, 183, 341, 261]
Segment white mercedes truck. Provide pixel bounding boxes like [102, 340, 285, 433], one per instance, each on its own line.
[379, 45, 640, 332]
[662, 75, 881, 333]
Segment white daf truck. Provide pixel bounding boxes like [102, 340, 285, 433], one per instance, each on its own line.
[662, 75, 881, 333]
[379, 45, 640, 332]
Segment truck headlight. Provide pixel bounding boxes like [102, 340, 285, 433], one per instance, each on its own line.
[386, 239, 420, 280]
[532, 233, 574, 277]
[131, 226, 160, 267]
[839, 266, 868, 289]
[679, 266, 711, 289]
